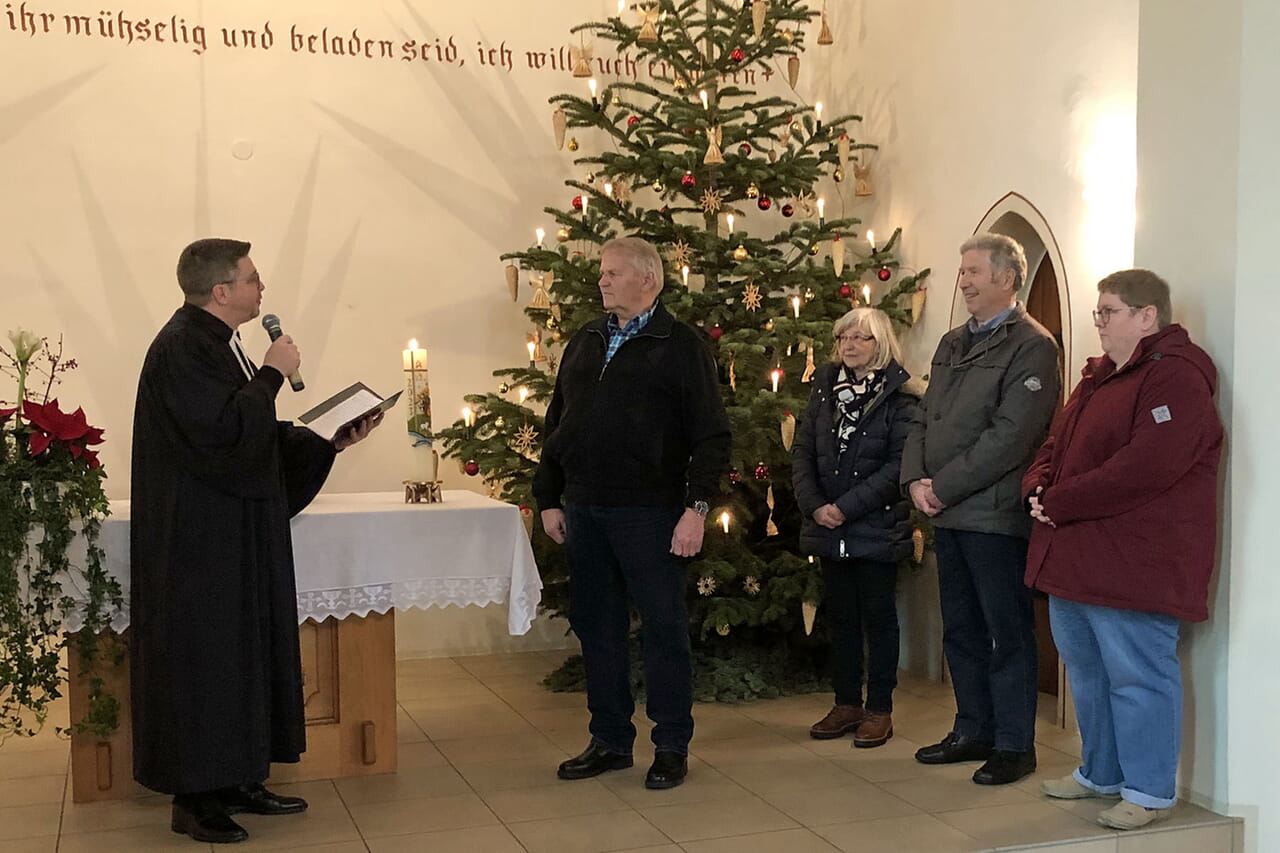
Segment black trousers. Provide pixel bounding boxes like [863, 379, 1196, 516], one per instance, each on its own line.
[564, 503, 693, 755]
[933, 527, 1038, 752]
[822, 557, 900, 712]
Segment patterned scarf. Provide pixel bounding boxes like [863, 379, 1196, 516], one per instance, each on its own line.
[833, 366, 885, 456]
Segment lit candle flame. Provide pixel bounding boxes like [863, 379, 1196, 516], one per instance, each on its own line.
[535, 227, 545, 247]
[791, 295, 801, 318]
[681, 264, 690, 287]
[461, 406, 474, 427]
[817, 197, 825, 220]
[617, 0, 625, 12]
[726, 213, 735, 232]
[518, 386, 530, 404]
[771, 368, 782, 393]
[604, 182, 613, 198]
[527, 340, 536, 361]
[867, 230, 876, 250]
[588, 78, 598, 98]
[815, 101, 823, 121]
[862, 284, 871, 303]
[699, 89, 709, 109]
[407, 338, 419, 351]
[581, 193, 589, 214]
[720, 511, 731, 534]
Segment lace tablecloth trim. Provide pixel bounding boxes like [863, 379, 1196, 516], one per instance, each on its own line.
[297, 577, 518, 622]
[66, 576, 539, 634]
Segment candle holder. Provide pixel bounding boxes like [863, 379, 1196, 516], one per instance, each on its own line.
[403, 479, 444, 503]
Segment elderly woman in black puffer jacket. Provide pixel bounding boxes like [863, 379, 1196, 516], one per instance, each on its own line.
[792, 307, 919, 748]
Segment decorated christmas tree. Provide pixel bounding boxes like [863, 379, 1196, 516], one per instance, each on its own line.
[438, 0, 930, 700]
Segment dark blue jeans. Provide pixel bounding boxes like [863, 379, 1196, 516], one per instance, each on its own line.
[564, 503, 693, 756]
[933, 527, 1038, 752]
[822, 558, 899, 711]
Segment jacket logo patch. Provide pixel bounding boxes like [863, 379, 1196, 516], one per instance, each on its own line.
[1152, 405, 1172, 424]
[1024, 376, 1042, 392]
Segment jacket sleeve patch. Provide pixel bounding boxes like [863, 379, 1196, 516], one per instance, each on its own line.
[1152, 405, 1172, 423]
[1023, 376, 1043, 392]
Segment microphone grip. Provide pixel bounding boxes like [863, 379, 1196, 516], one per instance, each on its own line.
[263, 318, 306, 392]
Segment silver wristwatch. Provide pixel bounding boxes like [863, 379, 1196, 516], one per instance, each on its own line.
[688, 500, 710, 517]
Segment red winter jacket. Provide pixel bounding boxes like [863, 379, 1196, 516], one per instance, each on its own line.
[1021, 325, 1223, 621]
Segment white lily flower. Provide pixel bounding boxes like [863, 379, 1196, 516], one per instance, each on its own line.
[7, 328, 42, 364]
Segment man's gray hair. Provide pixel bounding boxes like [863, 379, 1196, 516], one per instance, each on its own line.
[601, 236, 665, 291]
[960, 232, 1027, 291]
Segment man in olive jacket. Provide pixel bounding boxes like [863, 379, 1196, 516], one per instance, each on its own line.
[901, 233, 1060, 786]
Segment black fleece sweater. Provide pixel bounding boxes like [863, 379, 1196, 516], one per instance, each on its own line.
[532, 301, 730, 511]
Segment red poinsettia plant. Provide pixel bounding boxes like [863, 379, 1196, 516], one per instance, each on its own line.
[2, 329, 119, 745]
[2, 399, 106, 470]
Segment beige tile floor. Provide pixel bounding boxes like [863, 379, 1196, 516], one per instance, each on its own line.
[0, 649, 1241, 852]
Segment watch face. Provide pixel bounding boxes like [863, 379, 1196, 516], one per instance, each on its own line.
[691, 500, 710, 516]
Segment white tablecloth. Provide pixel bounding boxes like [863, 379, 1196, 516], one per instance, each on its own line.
[80, 490, 542, 635]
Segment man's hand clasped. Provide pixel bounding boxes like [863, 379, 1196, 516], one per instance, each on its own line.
[909, 478, 946, 517]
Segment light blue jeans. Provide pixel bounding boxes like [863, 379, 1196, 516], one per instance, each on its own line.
[1049, 596, 1180, 809]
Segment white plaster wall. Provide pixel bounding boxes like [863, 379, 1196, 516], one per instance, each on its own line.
[816, 0, 1138, 380]
[1136, 2, 1280, 849]
[1225, 5, 1280, 848]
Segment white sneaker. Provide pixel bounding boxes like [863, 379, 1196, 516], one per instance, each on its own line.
[1096, 800, 1171, 830]
[1041, 774, 1121, 800]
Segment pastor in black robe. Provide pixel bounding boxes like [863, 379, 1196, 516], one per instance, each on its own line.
[129, 303, 335, 795]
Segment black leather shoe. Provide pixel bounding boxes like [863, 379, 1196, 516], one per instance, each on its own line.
[914, 732, 996, 765]
[973, 748, 1037, 785]
[644, 751, 688, 790]
[557, 742, 634, 780]
[218, 782, 308, 816]
[171, 796, 249, 844]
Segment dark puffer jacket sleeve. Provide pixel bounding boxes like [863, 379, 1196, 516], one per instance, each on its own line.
[833, 392, 916, 522]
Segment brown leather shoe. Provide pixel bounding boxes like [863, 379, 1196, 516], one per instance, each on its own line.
[853, 712, 893, 748]
[809, 704, 866, 739]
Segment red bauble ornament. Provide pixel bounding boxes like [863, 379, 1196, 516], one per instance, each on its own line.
[464, 460, 480, 476]
[839, 284, 853, 298]
[781, 203, 795, 217]
[627, 115, 639, 126]
[728, 469, 743, 485]
[878, 266, 893, 282]
[680, 172, 697, 188]
[709, 325, 724, 340]
[754, 462, 770, 481]
[730, 47, 746, 62]
[738, 142, 752, 156]
[571, 195, 583, 211]
[757, 196, 772, 211]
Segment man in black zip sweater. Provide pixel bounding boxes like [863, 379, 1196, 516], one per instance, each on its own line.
[533, 236, 730, 790]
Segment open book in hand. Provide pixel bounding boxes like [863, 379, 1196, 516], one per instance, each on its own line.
[298, 382, 402, 441]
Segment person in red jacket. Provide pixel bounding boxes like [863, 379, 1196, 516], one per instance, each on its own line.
[1022, 269, 1223, 831]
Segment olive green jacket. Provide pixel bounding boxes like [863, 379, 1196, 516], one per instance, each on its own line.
[901, 304, 1061, 538]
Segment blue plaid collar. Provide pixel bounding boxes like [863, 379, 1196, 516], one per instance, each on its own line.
[607, 300, 658, 337]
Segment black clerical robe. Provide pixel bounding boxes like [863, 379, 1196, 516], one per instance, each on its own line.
[129, 303, 336, 795]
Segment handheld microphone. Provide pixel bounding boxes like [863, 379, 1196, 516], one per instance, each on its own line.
[260, 314, 306, 392]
